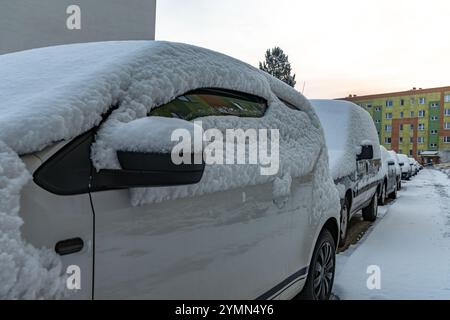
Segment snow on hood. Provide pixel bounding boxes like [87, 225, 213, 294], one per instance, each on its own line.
[310, 99, 381, 180]
[0, 41, 339, 298]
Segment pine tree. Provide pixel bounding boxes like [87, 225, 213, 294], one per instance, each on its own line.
[259, 47, 296, 88]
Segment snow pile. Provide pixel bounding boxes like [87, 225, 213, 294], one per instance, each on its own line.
[0, 142, 65, 299]
[310, 100, 381, 180]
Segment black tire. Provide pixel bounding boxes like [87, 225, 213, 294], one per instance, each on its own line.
[338, 198, 350, 248]
[299, 229, 336, 300]
[378, 183, 387, 206]
[389, 184, 397, 200]
[362, 193, 378, 222]
[398, 179, 402, 191]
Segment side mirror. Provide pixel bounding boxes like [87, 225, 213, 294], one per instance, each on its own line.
[92, 152, 205, 191]
[399, 162, 404, 167]
[91, 117, 205, 192]
[388, 161, 395, 166]
[357, 145, 374, 161]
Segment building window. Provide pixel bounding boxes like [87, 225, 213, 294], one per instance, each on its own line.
[411, 124, 415, 130]
[398, 149, 403, 154]
[419, 110, 426, 118]
[400, 99, 405, 106]
[399, 137, 404, 143]
[410, 137, 414, 144]
[385, 137, 392, 144]
[431, 130, 438, 135]
[409, 150, 414, 156]
[400, 124, 404, 131]
[375, 120, 381, 124]
[386, 100, 393, 107]
[385, 125, 392, 132]
[419, 124, 426, 131]
[418, 137, 425, 144]
[410, 98, 416, 105]
[366, 104, 372, 109]
[444, 137, 450, 144]
[419, 98, 426, 105]
[431, 102, 440, 108]
[445, 109, 450, 116]
[445, 123, 450, 129]
[386, 113, 393, 120]
[375, 107, 381, 112]
[431, 116, 439, 121]
[445, 95, 450, 103]
[400, 112, 404, 118]
[410, 111, 415, 118]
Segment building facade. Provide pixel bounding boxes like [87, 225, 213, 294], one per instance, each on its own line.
[344, 86, 450, 163]
[0, 0, 156, 55]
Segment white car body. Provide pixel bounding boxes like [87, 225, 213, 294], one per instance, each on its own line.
[2, 41, 340, 300]
[397, 154, 412, 180]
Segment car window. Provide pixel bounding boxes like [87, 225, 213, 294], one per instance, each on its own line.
[149, 88, 267, 121]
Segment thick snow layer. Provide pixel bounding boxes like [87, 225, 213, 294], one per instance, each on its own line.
[397, 154, 411, 174]
[388, 151, 402, 177]
[0, 41, 340, 298]
[310, 100, 381, 180]
[378, 146, 390, 178]
[335, 169, 450, 299]
[0, 142, 65, 299]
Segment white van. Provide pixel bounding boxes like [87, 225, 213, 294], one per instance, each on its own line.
[0, 41, 340, 300]
[311, 100, 382, 247]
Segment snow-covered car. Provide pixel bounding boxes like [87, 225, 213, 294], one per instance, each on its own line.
[378, 146, 398, 205]
[311, 100, 381, 247]
[388, 150, 402, 190]
[398, 154, 412, 180]
[409, 158, 419, 176]
[0, 41, 340, 300]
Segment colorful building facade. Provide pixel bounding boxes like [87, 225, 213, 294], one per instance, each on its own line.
[344, 86, 450, 163]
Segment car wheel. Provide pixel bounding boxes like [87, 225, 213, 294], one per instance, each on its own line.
[378, 183, 387, 206]
[338, 199, 350, 248]
[362, 193, 378, 222]
[299, 229, 336, 300]
[398, 180, 402, 191]
[389, 184, 397, 200]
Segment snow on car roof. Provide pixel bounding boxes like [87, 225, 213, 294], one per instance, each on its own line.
[0, 41, 317, 156]
[310, 99, 381, 180]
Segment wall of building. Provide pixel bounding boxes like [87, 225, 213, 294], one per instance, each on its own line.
[346, 87, 450, 161]
[0, 0, 156, 54]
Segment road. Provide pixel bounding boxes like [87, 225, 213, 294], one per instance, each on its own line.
[334, 169, 450, 300]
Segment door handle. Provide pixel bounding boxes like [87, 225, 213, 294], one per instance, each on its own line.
[55, 238, 84, 256]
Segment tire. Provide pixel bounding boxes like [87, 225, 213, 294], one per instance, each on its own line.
[398, 179, 402, 191]
[299, 229, 336, 300]
[389, 184, 397, 200]
[378, 183, 387, 206]
[338, 198, 350, 248]
[362, 193, 378, 222]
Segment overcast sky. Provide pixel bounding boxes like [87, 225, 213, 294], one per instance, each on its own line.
[156, 0, 450, 99]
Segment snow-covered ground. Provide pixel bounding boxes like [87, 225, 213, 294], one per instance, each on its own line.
[334, 169, 450, 299]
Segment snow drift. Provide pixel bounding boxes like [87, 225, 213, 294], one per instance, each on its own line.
[0, 41, 340, 298]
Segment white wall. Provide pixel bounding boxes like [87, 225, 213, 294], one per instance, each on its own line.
[0, 0, 156, 54]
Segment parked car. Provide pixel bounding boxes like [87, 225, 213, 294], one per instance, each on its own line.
[409, 158, 419, 176]
[388, 150, 402, 190]
[378, 146, 398, 205]
[398, 154, 412, 180]
[1, 41, 341, 300]
[311, 99, 382, 247]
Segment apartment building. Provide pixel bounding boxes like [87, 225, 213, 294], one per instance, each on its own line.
[344, 86, 450, 163]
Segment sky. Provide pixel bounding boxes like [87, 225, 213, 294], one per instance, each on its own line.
[156, 0, 450, 99]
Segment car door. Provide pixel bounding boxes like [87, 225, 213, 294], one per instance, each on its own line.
[90, 89, 312, 299]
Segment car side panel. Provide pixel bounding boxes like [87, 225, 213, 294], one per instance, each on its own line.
[91, 178, 313, 300]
